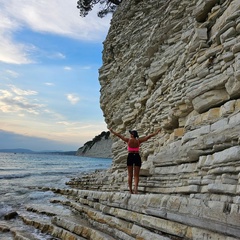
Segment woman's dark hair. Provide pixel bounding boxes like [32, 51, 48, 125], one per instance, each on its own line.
[129, 130, 139, 138]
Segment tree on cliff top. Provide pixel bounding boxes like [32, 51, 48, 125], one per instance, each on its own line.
[77, 0, 122, 18]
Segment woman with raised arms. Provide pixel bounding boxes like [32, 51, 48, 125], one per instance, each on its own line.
[109, 128, 161, 194]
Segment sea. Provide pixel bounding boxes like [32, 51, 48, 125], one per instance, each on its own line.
[0, 152, 112, 239]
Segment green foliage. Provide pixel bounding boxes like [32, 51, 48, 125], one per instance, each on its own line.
[77, 0, 122, 18]
[105, 131, 110, 139]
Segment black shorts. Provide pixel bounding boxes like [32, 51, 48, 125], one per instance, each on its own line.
[127, 153, 141, 167]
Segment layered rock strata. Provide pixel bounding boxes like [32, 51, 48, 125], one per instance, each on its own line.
[97, 0, 240, 239]
[1, 0, 240, 239]
[2, 187, 238, 240]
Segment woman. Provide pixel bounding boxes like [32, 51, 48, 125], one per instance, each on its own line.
[109, 128, 161, 194]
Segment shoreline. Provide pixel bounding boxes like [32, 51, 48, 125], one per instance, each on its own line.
[1, 168, 239, 240]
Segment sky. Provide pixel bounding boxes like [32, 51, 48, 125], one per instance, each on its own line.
[0, 0, 112, 151]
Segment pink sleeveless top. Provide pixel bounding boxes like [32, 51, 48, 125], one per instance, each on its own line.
[127, 140, 140, 152]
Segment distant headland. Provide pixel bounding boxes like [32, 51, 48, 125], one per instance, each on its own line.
[0, 148, 77, 155]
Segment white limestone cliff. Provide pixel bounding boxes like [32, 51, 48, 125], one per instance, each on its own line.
[2, 1, 240, 239]
[76, 137, 113, 158]
[96, 0, 240, 238]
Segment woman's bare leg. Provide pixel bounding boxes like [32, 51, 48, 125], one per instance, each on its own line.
[134, 166, 141, 194]
[127, 166, 134, 194]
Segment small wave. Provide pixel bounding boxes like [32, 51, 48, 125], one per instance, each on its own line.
[28, 190, 55, 200]
[0, 204, 13, 219]
[0, 173, 31, 180]
[31, 169, 84, 177]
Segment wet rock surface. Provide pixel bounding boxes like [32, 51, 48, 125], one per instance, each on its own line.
[1, 0, 240, 239]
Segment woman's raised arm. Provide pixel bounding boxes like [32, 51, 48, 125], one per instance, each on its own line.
[139, 129, 161, 143]
[109, 128, 129, 143]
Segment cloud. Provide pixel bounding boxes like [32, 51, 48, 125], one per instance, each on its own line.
[44, 82, 55, 86]
[1, 0, 111, 39]
[48, 52, 66, 59]
[10, 85, 38, 96]
[0, 34, 35, 64]
[5, 69, 19, 78]
[0, 9, 34, 64]
[57, 121, 72, 126]
[0, 0, 111, 64]
[0, 86, 44, 114]
[64, 66, 72, 71]
[66, 93, 80, 105]
[56, 121, 94, 129]
[80, 66, 91, 70]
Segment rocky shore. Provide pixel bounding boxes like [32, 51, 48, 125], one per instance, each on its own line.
[1, 0, 240, 239]
[1, 176, 239, 239]
[0, 183, 183, 240]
